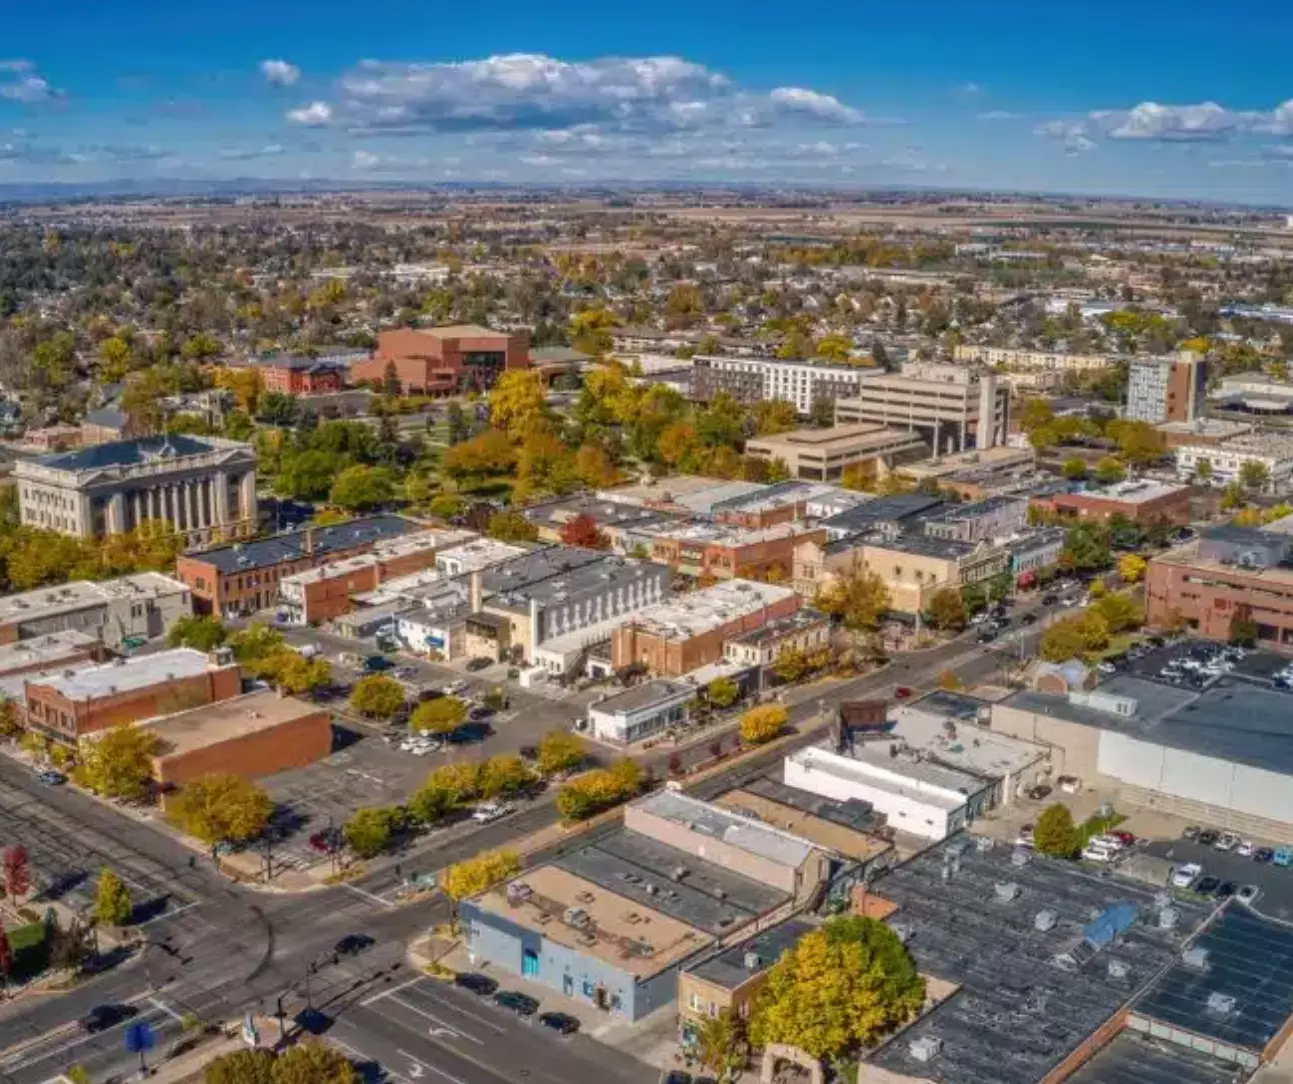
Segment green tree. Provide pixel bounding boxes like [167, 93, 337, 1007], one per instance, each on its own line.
[349, 675, 405, 719]
[428, 493, 466, 520]
[0, 700, 22, 742]
[925, 587, 967, 631]
[94, 868, 133, 928]
[478, 755, 535, 799]
[1229, 610, 1259, 647]
[228, 622, 285, 666]
[705, 677, 740, 709]
[1194, 457, 1213, 484]
[343, 807, 399, 859]
[1061, 457, 1088, 481]
[410, 697, 467, 734]
[1062, 524, 1111, 572]
[329, 465, 394, 512]
[168, 773, 273, 861]
[1093, 456, 1127, 486]
[535, 730, 586, 776]
[772, 647, 809, 683]
[1240, 460, 1271, 493]
[166, 615, 228, 652]
[76, 724, 159, 801]
[1033, 803, 1079, 858]
[809, 396, 835, 428]
[696, 1010, 747, 1082]
[486, 511, 540, 543]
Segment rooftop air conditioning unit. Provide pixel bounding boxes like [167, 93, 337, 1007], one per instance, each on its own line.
[562, 907, 590, 929]
[1183, 947, 1210, 971]
[994, 882, 1021, 903]
[909, 1036, 942, 1063]
[1034, 909, 1057, 932]
[1158, 907, 1180, 930]
[743, 952, 762, 971]
[1207, 992, 1236, 1016]
[1107, 959, 1130, 980]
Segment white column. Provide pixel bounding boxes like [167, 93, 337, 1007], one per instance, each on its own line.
[214, 472, 230, 526]
[106, 493, 125, 535]
[240, 472, 257, 525]
[132, 491, 142, 530]
[188, 482, 199, 530]
[167, 485, 179, 527]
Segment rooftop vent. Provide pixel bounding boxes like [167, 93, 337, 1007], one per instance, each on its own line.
[743, 952, 762, 971]
[1034, 909, 1058, 932]
[562, 907, 591, 930]
[1207, 992, 1236, 1016]
[890, 923, 913, 944]
[506, 882, 531, 904]
[1158, 906, 1180, 930]
[1011, 848, 1030, 868]
[909, 1036, 942, 1063]
[1107, 959, 1130, 981]
[1183, 946, 1210, 972]
[995, 882, 1021, 903]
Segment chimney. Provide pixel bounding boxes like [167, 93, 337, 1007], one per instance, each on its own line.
[469, 570, 483, 612]
[304, 527, 315, 557]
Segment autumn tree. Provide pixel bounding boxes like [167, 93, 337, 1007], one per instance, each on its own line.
[814, 567, 891, 631]
[478, 755, 535, 799]
[271, 1041, 358, 1084]
[772, 647, 809, 684]
[1117, 554, 1147, 584]
[1033, 803, 1079, 858]
[442, 429, 516, 480]
[410, 697, 467, 734]
[1061, 457, 1088, 481]
[343, 807, 400, 859]
[1093, 456, 1126, 486]
[740, 704, 788, 746]
[1040, 611, 1110, 661]
[573, 442, 620, 488]
[2, 847, 29, 905]
[349, 675, 405, 719]
[486, 511, 539, 543]
[696, 1010, 748, 1081]
[259, 651, 332, 695]
[924, 587, 968, 631]
[489, 371, 549, 441]
[556, 760, 643, 821]
[203, 1049, 276, 1084]
[441, 850, 521, 910]
[0, 700, 21, 741]
[559, 513, 611, 550]
[168, 773, 273, 861]
[166, 614, 227, 651]
[752, 399, 799, 436]
[94, 868, 133, 928]
[76, 724, 159, 801]
[535, 730, 587, 776]
[705, 677, 740, 709]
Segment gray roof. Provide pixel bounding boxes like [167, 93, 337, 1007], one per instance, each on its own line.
[634, 790, 817, 869]
[688, 917, 816, 990]
[1134, 905, 1293, 1054]
[921, 494, 1026, 522]
[863, 533, 982, 561]
[868, 834, 1211, 1084]
[741, 775, 882, 834]
[529, 346, 591, 364]
[37, 434, 221, 471]
[190, 515, 418, 574]
[83, 407, 129, 431]
[255, 350, 363, 372]
[592, 680, 695, 716]
[478, 546, 607, 599]
[488, 554, 669, 613]
[1003, 674, 1293, 775]
[1064, 1033, 1237, 1084]
[820, 493, 944, 532]
[32, 648, 217, 700]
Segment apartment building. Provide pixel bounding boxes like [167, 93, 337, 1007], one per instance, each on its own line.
[350, 325, 529, 395]
[954, 344, 1112, 373]
[1174, 432, 1293, 494]
[175, 515, 418, 617]
[1126, 351, 1209, 424]
[834, 362, 1010, 454]
[1030, 479, 1192, 528]
[1146, 526, 1293, 646]
[611, 579, 800, 677]
[744, 423, 929, 483]
[24, 647, 242, 745]
[690, 355, 877, 414]
[0, 574, 192, 649]
[15, 435, 258, 544]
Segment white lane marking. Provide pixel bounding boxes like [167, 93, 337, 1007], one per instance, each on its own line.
[0, 1009, 166, 1070]
[148, 997, 184, 1023]
[397, 1048, 469, 1084]
[360, 974, 425, 1005]
[402, 988, 506, 1034]
[386, 996, 484, 1045]
[341, 881, 396, 908]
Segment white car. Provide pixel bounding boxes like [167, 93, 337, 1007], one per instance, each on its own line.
[1236, 840, 1257, 858]
[1215, 832, 1240, 852]
[1082, 842, 1117, 863]
[444, 680, 468, 695]
[471, 802, 514, 824]
[1171, 862, 1202, 889]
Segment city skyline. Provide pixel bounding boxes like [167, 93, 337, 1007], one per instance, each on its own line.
[2, 0, 1293, 203]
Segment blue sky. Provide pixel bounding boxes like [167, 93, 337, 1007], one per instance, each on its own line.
[4, 0, 1293, 202]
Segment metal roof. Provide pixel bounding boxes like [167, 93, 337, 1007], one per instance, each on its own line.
[1064, 1033, 1236, 1084]
[37, 434, 222, 471]
[189, 515, 418, 574]
[634, 790, 818, 869]
[688, 917, 816, 990]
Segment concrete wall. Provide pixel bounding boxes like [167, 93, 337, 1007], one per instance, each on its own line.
[989, 703, 1102, 784]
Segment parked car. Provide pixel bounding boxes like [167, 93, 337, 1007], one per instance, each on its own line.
[471, 802, 514, 824]
[1026, 784, 1052, 801]
[466, 657, 494, 672]
[308, 829, 341, 854]
[1215, 832, 1240, 852]
[1082, 840, 1118, 863]
[1109, 830, 1136, 847]
[453, 973, 498, 997]
[1275, 847, 1293, 868]
[1255, 847, 1276, 864]
[1182, 826, 1201, 841]
[1237, 840, 1257, 858]
[1041, 593, 1058, 605]
[1016, 825, 1035, 847]
[1170, 863, 1202, 888]
[334, 934, 375, 957]
[661, 1074, 693, 1084]
[444, 680, 468, 695]
[1198, 829, 1220, 847]
[1214, 881, 1238, 900]
[1019, 612, 1037, 625]
[1237, 884, 1261, 905]
[1193, 875, 1222, 896]
[79, 1004, 137, 1033]
[1057, 776, 1081, 794]
[36, 770, 66, 786]
[493, 990, 540, 1017]
[364, 655, 394, 672]
[894, 686, 913, 700]
[538, 1012, 580, 1035]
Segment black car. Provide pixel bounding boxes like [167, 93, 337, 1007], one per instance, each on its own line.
[661, 1074, 693, 1084]
[1215, 881, 1238, 900]
[79, 1004, 137, 1033]
[1183, 825, 1201, 841]
[1019, 612, 1037, 625]
[1255, 847, 1276, 864]
[454, 972, 499, 997]
[364, 655, 394, 672]
[493, 990, 540, 1017]
[1194, 875, 1221, 896]
[976, 629, 998, 644]
[334, 934, 376, 957]
[538, 1012, 580, 1035]
[1041, 593, 1058, 605]
[1198, 829, 1220, 846]
[466, 657, 494, 672]
[447, 721, 494, 744]
[1026, 784, 1052, 801]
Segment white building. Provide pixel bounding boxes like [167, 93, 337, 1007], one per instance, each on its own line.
[586, 679, 695, 743]
[954, 345, 1112, 373]
[1174, 432, 1293, 493]
[691, 355, 880, 414]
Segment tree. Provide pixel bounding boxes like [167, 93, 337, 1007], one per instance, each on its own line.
[478, 755, 535, 799]
[535, 730, 586, 776]
[695, 1010, 747, 1082]
[329, 465, 394, 512]
[428, 493, 466, 521]
[484, 511, 537, 544]
[410, 697, 467, 734]
[558, 513, 611, 550]
[740, 704, 787, 746]
[420, 762, 482, 808]
[1109, 419, 1164, 468]
[1229, 610, 1259, 647]
[441, 850, 521, 905]
[94, 868, 133, 928]
[0, 928, 11, 990]
[168, 773, 273, 860]
[272, 1041, 358, 1084]
[809, 396, 835, 428]
[489, 371, 549, 441]
[706, 677, 740, 709]
[556, 760, 642, 821]
[938, 670, 964, 691]
[1033, 803, 1079, 858]
[382, 360, 402, 397]
[1240, 460, 1271, 493]
[228, 622, 285, 666]
[1040, 611, 1110, 661]
[260, 650, 332, 695]
[750, 918, 923, 1061]
[752, 400, 799, 436]
[343, 807, 399, 859]
[1118, 554, 1147, 584]
[925, 587, 967, 631]
[813, 567, 891, 631]
[0, 700, 19, 742]
[349, 675, 405, 719]
[1061, 457, 1088, 481]
[442, 429, 516, 480]
[772, 647, 809, 684]
[2, 846, 29, 905]
[76, 724, 159, 801]
[1091, 592, 1144, 634]
[1093, 457, 1126, 486]
[166, 615, 227, 652]
[1194, 457, 1213, 484]
[203, 1049, 276, 1084]
[573, 442, 621, 488]
[1062, 524, 1111, 572]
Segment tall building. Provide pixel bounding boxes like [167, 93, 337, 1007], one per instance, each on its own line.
[350, 324, 529, 395]
[833, 362, 1009, 454]
[689, 355, 877, 414]
[1126, 350, 1208, 424]
[15, 435, 257, 544]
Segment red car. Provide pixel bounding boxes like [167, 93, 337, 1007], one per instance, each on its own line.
[894, 686, 914, 700]
[1110, 830, 1136, 847]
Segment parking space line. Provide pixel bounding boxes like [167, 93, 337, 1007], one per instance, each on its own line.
[361, 974, 426, 1005]
[148, 997, 185, 1023]
[136, 899, 202, 927]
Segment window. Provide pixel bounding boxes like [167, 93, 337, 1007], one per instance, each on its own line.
[689, 992, 704, 1012]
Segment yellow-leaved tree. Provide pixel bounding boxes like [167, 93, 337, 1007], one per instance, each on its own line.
[740, 704, 788, 746]
[488, 370, 549, 442]
[440, 849, 521, 922]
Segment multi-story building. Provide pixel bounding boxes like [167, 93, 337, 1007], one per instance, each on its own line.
[722, 608, 831, 669]
[0, 573, 192, 649]
[0, 631, 105, 684]
[15, 435, 258, 544]
[1126, 350, 1208, 424]
[897, 445, 1036, 501]
[630, 521, 827, 583]
[24, 647, 242, 745]
[1210, 373, 1293, 416]
[350, 325, 529, 395]
[954, 345, 1112, 373]
[434, 537, 534, 577]
[175, 515, 418, 617]
[1029, 479, 1192, 529]
[921, 495, 1029, 544]
[1146, 526, 1293, 646]
[690, 355, 877, 414]
[1174, 432, 1293, 494]
[834, 362, 1010, 454]
[744, 423, 929, 483]
[611, 579, 800, 677]
[252, 351, 362, 395]
[849, 535, 1010, 614]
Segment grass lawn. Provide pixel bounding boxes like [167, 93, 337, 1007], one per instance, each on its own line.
[8, 921, 49, 980]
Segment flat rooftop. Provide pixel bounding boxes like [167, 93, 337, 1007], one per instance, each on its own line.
[523, 496, 671, 531]
[435, 537, 531, 574]
[488, 556, 668, 613]
[791, 744, 985, 810]
[554, 826, 788, 936]
[714, 788, 890, 863]
[190, 515, 418, 574]
[746, 423, 927, 454]
[597, 475, 760, 509]
[866, 835, 1211, 1084]
[1069, 479, 1188, 505]
[687, 917, 816, 991]
[892, 700, 1046, 780]
[0, 631, 99, 676]
[374, 527, 476, 561]
[590, 679, 695, 716]
[282, 553, 377, 587]
[820, 493, 944, 533]
[478, 546, 607, 598]
[1065, 1033, 1236, 1084]
[145, 690, 322, 757]
[1001, 673, 1293, 775]
[627, 580, 797, 642]
[1132, 905, 1293, 1055]
[740, 775, 886, 836]
[640, 520, 819, 547]
[899, 445, 1034, 480]
[863, 533, 989, 561]
[633, 790, 818, 869]
[0, 573, 188, 626]
[27, 647, 221, 701]
[725, 607, 829, 649]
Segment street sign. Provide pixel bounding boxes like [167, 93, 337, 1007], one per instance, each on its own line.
[241, 1012, 259, 1047]
[123, 1020, 155, 1055]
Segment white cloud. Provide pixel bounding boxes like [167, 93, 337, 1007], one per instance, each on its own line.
[352, 149, 382, 170]
[519, 153, 559, 166]
[0, 76, 50, 103]
[795, 141, 838, 156]
[977, 110, 1021, 121]
[955, 82, 982, 96]
[1035, 119, 1096, 154]
[259, 59, 300, 87]
[286, 101, 332, 126]
[219, 144, 286, 161]
[768, 86, 861, 123]
[1108, 101, 1239, 141]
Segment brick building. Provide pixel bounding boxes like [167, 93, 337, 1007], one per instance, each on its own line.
[628, 521, 827, 582]
[1029, 479, 1192, 529]
[24, 648, 243, 744]
[611, 579, 800, 676]
[350, 325, 529, 395]
[175, 515, 418, 617]
[253, 352, 359, 395]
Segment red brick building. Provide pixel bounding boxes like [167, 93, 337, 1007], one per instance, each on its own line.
[643, 523, 827, 582]
[350, 325, 529, 396]
[1029, 480, 1192, 529]
[255, 354, 352, 395]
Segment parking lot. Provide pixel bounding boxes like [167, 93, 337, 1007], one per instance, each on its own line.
[1145, 836, 1293, 922]
[1121, 638, 1252, 689]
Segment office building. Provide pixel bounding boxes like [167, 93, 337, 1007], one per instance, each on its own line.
[1174, 431, 1293, 493]
[1126, 350, 1208, 424]
[350, 324, 529, 395]
[586, 679, 696, 744]
[0, 574, 192, 650]
[834, 362, 1010, 454]
[690, 355, 878, 414]
[15, 435, 258, 544]
[817, 535, 1008, 615]
[954, 344, 1112, 373]
[921, 495, 1028, 544]
[744, 423, 929, 484]
[1029, 479, 1192, 528]
[1210, 372, 1293, 416]
[175, 515, 418, 617]
[897, 445, 1036, 501]
[611, 580, 800, 677]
